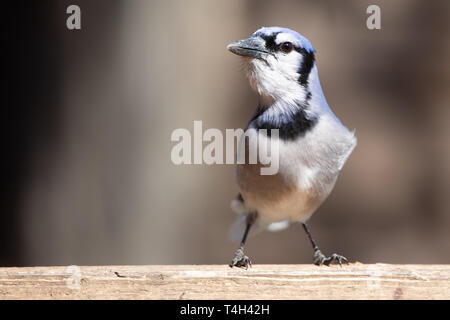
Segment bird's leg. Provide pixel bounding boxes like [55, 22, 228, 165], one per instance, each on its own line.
[302, 222, 348, 266]
[229, 215, 254, 269]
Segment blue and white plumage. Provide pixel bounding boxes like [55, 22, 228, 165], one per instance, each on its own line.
[227, 27, 356, 268]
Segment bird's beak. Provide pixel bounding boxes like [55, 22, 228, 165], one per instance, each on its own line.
[227, 37, 269, 59]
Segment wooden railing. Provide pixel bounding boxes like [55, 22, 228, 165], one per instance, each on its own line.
[0, 264, 449, 299]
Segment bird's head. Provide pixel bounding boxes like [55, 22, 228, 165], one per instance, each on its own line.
[228, 27, 316, 105]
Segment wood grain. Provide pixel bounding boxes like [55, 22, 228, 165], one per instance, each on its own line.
[0, 264, 449, 300]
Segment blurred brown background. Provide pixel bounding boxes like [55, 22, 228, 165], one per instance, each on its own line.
[3, 0, 450, 266]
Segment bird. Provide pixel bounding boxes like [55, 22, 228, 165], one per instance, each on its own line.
[226, 27, 357, 268]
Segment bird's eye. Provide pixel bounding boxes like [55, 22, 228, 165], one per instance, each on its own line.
[280, 42, 293, 53]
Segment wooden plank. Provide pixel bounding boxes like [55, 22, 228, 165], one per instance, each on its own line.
[0, 264, 449, 300]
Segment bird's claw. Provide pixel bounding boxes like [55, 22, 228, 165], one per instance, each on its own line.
[229, 247, 252, 269]
[314, 249, 348, 267]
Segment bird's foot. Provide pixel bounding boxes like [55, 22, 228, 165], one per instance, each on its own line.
[229, 247, 252, 269]
[313, 249, 348, 266]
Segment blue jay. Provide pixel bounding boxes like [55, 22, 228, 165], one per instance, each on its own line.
[227, 27, 357, 268]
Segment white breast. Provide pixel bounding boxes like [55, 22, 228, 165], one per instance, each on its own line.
[237, 112, 356, 226]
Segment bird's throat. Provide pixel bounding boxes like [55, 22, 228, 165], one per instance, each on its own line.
[249, 91, 317, 141]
